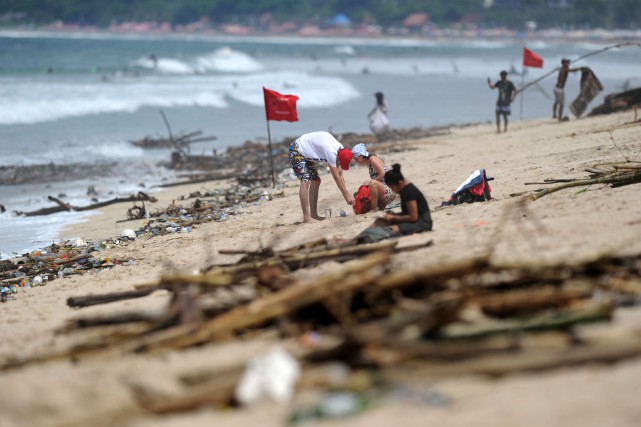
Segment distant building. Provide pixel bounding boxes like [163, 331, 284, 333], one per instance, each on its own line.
[402, 12, 429, 33]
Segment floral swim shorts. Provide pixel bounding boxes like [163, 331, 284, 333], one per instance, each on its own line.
[289, 142, 320, 181]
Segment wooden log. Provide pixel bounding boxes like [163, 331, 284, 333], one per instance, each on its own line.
[439, 302, 612, 340]
[472, 287, 593, 318]
[360, 335, 519, 366]
[67, 287, 159, 308]
[47, 195, 73, 211]
[374, 256, 490, 292]
[393, 335, 641, 378]
[16, 192, 158, 217]
[178, 240, 398, 286]
[68, 312, 158, 328]
[529, 171, 641, 201]
[135, 252, 391, 352]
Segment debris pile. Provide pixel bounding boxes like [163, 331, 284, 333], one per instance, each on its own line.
[6, 235, 641, 416]
[589, 87, 641, 116]
[123, 184, 276, 237]
[0, 239, 135, 303]
[130, 130, 217, 150]
[15, 192, 158, 217]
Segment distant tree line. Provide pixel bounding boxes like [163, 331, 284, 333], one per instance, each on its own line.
[0, 0, 639, 30]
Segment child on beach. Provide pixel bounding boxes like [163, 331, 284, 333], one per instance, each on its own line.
[369, 163, 432, 235]
[351, 143, 396, 212]
[289, 131, 354, 223]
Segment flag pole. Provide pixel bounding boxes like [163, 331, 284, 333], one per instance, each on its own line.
[520, 71, 525, 120]
[265, 119, 276, 189]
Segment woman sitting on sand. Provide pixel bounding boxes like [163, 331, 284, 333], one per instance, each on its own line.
[352, 143, 396, 212]
[370, 163, 432, 235]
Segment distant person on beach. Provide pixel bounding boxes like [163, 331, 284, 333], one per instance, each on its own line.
[553, 58, 581, 121]
[487, 70, 517, 133]
[368, 163, 432, 235]
[352, 143, 396, 212]
[368, 91, 390, 135]
[289, 131, 354, 223]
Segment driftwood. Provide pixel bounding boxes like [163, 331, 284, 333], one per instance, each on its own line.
[15, 192, 158, 217]
[130, 131, 217, 150]
[10, 223, 641, 400]
[589, 87, 641, 116]
[67, 287, 159, 308]
[529, 170, 641, 201]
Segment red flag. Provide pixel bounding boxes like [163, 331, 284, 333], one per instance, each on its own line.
[263, 87, 299, 122]
[523, 47, 544, 68]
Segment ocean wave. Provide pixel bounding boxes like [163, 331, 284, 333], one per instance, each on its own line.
[0, 77, 230, 125]
[0, 71, 358, 125]
[227, 72, 359, 107]
[195, 47, 264, 73]
[134, 56, 195, 74]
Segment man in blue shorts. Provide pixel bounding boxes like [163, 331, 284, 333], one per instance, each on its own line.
[289, 131, 354, 223]
[487, 70, 517, 133]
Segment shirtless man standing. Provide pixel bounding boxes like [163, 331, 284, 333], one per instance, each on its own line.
[553, 59, 581, 121]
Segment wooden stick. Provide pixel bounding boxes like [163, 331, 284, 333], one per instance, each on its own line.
[529, 172, 641, 201]
[67, 287, 159, 308]
[136, 252, 391, 352]
[439, 303, 612, 340]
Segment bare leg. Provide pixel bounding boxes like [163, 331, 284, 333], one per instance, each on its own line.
[495, 111, 501, 133]
[558, 103, 564, 121]
[299, 181, 317, 223]
[308, 179, 323, 220]
[369, 180, 388, 211]
[553, 102, 558, 119]
[503, 114, 509, 132]
[369, 183, 379, 212]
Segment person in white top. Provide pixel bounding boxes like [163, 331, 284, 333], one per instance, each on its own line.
[289, 131, 354, 223]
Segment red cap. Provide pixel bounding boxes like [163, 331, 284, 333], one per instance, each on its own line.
[338, 148, 353, 170]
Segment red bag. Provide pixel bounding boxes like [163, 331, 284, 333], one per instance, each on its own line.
[353, 185, 372, 215]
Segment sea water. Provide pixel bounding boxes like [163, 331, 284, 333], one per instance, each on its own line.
[1, 30, 639, 257]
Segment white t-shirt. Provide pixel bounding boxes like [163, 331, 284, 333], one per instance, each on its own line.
[295, 131, 343, 167]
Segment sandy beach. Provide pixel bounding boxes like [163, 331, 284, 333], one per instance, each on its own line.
[2, 110, 641, 427]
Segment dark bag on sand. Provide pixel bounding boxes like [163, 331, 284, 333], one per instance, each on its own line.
[353, 185, 372, 215]
[356, 226, 400, 244]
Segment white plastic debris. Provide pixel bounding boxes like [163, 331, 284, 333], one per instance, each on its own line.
[120, 229, 136, 240]
[235, 346, 301, 405]
[73, 239, 87, 247]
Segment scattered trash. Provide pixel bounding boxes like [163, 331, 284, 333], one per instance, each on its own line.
[288, 391, 370, 424]
[120, 229, 136, 240]
[235, 347, 301, 405]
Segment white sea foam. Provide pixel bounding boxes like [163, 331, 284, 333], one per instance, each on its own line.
[0, 210, 98, 259]
[227, 72, 360, 107]
[195, 47, 264, 73]
[0, 68, 362, 125]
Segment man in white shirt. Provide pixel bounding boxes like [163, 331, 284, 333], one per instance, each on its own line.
[289, 131, 354, 223]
